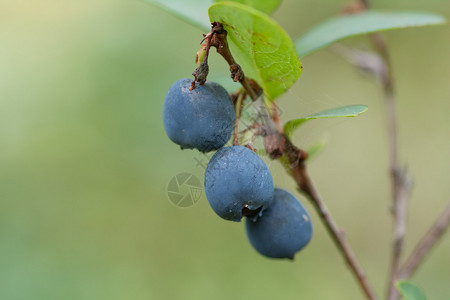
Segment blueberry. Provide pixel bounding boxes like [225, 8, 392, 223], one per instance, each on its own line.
[205, 146, 274, 222]
[162, 78, 235, 152]
[245, 188, 313, 259]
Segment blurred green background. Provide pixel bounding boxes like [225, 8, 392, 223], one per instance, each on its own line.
[1, 0, 449, 299]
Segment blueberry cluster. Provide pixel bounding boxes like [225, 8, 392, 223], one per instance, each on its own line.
[163, 79, 313, 259]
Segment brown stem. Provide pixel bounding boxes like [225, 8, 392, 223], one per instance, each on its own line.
[274, 134, 376, 300]
[374, 33, 403, 300]
[399, 201, 450, 279]
[386, 168, 413, 300]
[287, 142, 378, 300]
[357, 1, 412, 299]
[271, 101, 283, 132]
[372, 31, 416, 300]
[192, 31, 214, 87]
[233, 92, 246, 146]
[208, 22, 378, 300]
[209, 23, 261, 101]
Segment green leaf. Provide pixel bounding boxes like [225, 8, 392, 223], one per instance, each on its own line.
[209, 2, 302, 101]
[145, 0, 213, 31]
[306, 139, 326, 161]
[214, 0, 281, 14]
[295, 11, 447, 58]
[145, 0, 283, 32]
[396, 281, 427, 300]
[284, 104, 368, 137]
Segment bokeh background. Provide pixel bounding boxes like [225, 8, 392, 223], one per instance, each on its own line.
[1, 0, 449, 299]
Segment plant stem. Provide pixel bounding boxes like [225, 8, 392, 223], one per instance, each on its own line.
[204, 22, 378, 300]
[271, 101, 283, 132]
[355, 1, 412, 298]
[291, 159, 379, 300]
[399, 201, 450, 279]
[372, 31, 406, 300]
[233, 92, 246, 146]
[371, 28, 420, 300]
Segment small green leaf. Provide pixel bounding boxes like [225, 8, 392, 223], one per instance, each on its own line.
[209, 2, 302, 101]
[284, 104, 368, 137]
[214, 0, 282, 14]
[146, 0, 213, 31]
[296, 11, 447, 58]
[306, 139, 326, 161]
[396, 281, 427, 300]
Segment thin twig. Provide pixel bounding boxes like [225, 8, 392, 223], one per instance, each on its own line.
[233, 92, 246, 146]
[355, 1, 413, 298]
[387, 169, 413, 300]
[203, 22, 378, 300]
[191, 30, 214, 88]
[293, 161, 379, 300]
[399, 201, 450, 279]
[271, 101, 283, 132]
[371, 30, 415, 300]
[355, 4, 450, 297]
[340, 3, 450, 297]
[332, 28, 416, 300]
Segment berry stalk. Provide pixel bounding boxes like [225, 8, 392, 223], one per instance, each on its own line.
[198, 21, 379, 300]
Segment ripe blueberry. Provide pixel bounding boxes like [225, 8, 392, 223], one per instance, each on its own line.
[163, 78, 235, 152]
[245, 188, 313, 259]
[205, 146, 274, 222]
